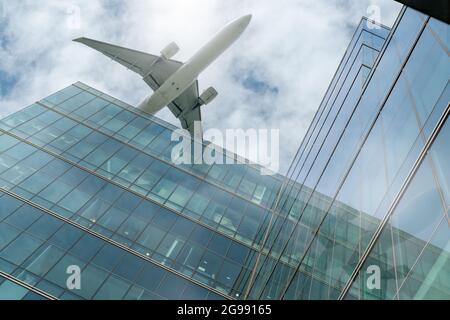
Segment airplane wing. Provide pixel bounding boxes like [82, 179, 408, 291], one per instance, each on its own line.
[74, 37, 203, 139]
[144, 76, 203, 140]
[178, 100, 203, 140]
[184, 108, 203, 141]
[73, 37, 182, 79]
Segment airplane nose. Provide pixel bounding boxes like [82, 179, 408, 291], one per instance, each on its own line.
[226, 14, 252, 35]
[240, 14, 252, 28]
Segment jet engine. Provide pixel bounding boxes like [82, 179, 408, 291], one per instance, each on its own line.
[199, 87, 218, 105]
[160, 42, 180, 60]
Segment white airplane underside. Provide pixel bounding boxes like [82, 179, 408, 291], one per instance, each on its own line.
[74, 37, 212, 140]
[73, 14, 251, 141]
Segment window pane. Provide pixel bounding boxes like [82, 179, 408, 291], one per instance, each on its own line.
[78, 265, 109, 299]
[137, 225, 165, 251]
[0, 279, 29, 299]
[0, 233, 43, 265]
[93, 275, 131, 300]
[0, 223, 20, 251]
[25, 244, 65, 277]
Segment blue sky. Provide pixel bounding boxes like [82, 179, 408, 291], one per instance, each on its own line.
[0, 0, 401, 173]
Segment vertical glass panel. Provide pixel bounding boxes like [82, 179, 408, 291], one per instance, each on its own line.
[390, 157, 444, 245]
[429, 118, 450, 207]
[403, 25, 450, 125]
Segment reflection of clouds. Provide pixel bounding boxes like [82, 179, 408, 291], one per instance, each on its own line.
[392, 182, 446, 245]
[0, 0, 401, 173]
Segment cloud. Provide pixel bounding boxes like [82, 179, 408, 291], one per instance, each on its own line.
[0, 0, 401, 173]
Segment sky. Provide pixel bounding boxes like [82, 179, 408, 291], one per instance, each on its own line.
[0, 0, 402, 174]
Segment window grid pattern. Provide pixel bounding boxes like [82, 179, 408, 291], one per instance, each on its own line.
[246, 18, 391, 298]
[0, 131, 272, 296]
[0, 273, 49, 300]
[39, 85, 282, 209]
[1, 88, 287, 248]
[254, 10, 450, 300]
[0, 190, 225, 300]
[345, 111, 450, 300]
[0, 103, 276, 249]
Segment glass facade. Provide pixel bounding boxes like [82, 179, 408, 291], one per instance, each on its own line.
[0, 7, 448, 300]
[0, 84, 279, 299]
[247, 7, 449, 300]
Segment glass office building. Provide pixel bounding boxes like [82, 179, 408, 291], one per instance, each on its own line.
[0, 6, 448, 300]
[247, 6, 449, 300]
[0, 78, 286, 300]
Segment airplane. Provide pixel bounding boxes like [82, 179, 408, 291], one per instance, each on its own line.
[73, 14, 252, 141]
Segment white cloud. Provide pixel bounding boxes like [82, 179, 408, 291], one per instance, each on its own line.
[0, 0, 401, 173]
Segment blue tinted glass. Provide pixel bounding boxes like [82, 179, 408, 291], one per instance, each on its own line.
[113, 252, 145, 282]
[4, 205, 42, 230]
[181, 282, 209, 299]
[49, 224, 84, 250]
[170, 218, 195, 239]
[0, 233, 43, 265]
[156, 273, 188, 299]
[152, 208, 177, 231]
[208, 233, 231, 255]
[189, 225, 213, 245]
[78, 264, 109, 299]
[136, 264, 165, 291]
[115, 192, 142, 212]
[118, 216, 146, 241]
[0, 194, 22, 220]
[132, 200, 160, 222]
[27, 214, 64, 241]
[92, 244, 124, 272]
[70, 234, 104, 262]
[25, 244, 65, 277]
[0, 223, 20, 251]
[93, 275, 130, 299]
[0, 278, 29, 299]
[227, 242, 249, 264]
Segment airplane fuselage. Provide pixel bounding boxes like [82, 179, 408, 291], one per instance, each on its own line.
[138, 14, 252, 114]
